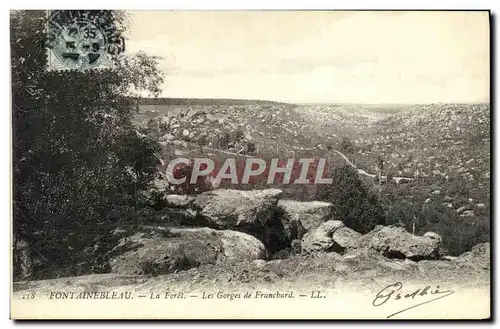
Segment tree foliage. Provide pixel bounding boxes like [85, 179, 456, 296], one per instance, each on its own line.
[316, 165, 386, 233]
[340, 137, 354, 155]
[11, 10, 164, 279]
[385, 191, 490, 256]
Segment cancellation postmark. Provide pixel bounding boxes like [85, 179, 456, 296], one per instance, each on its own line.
[46, 10, 125, 71]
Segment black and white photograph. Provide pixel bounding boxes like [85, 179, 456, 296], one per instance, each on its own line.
[10, 9, 491, 319]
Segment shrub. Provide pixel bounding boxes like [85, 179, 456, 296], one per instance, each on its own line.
[316, 165, 385, 233]
[214, 131, 230, 149]
[386, 196, 490, 256]
[230, 128, 244, 142]
[340, 137, 354, 155]
[246, 141, 257, 155]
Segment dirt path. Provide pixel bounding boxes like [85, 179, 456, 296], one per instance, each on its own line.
[330, 150, 414, 184]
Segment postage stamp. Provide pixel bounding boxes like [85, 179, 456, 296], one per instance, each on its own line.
[45, 10, 125, 71]
[10, 9, 491, 320]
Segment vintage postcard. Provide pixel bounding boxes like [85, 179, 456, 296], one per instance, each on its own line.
[10, 10, 491, 319]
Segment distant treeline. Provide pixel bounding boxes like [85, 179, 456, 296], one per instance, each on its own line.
[141, 98, 292, 106]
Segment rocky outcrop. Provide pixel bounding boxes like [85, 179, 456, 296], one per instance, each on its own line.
[277, 200, 334, 236]
[163, 195, 196, 208]
[301, 220, 361, 254]
[14, 242, 490, 296]
[147, 189, 286, 253]
[332, 224, 363, 249]
[193, 189, 282, 229]
[455, 242, 490, 270]
[357, 225, 441, 260]
[133, 188, 458, 266]
[109, 227, 267, 276]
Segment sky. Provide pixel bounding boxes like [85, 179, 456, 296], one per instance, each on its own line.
[126, 11, 489, 104]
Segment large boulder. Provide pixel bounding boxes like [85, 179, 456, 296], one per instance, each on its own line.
[332, 224, 363, 249]
[301, 220, 361, 254]
[146, 189, 287, 254]
[193, 189, 282, 230]
[455, 242, 490, 270]
[109, 227, 267, 276]
[163, 194, 196, 208]
[278, 200, 334, 236]
[357, 225, 441, 260]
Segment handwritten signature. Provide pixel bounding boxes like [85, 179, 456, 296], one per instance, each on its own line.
[372, 282, 455, 318]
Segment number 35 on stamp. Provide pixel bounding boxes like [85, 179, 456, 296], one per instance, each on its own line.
[45, 10, 126, 71]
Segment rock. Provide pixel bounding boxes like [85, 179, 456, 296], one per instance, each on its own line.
[423, 231, 443, 246]
[431, 190, 441, 195]
[273, 204, 307, 243]
[277, 200, 334, 234]
[301, 220, 360, 253]
[218, 229, 269, 261]
[471, 242, 490, 254]
[357, 226, 441, 260]
[460, 210, 475, 217]
[301, 220, 343, 253]
[332, 225, 363, 249]
[111, 227, 128, 238]
[193, 189, 282, 230]
[164, 194, 195, 208]
[455, 242, 490, 270]
[110, 227, 267, 276]
[151, 189, 288, 254]
[161, 133, 175, 142]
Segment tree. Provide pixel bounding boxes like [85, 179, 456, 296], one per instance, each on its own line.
[11, 10, 164, 279]
[340, 137, 354, 155]
[385, 193, 490, 256]
[316, 165, 385, 233]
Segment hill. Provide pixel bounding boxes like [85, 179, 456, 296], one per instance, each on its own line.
[141, 97, 293, 106]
